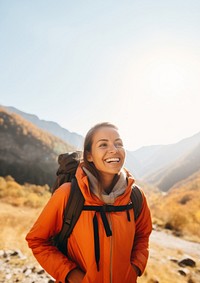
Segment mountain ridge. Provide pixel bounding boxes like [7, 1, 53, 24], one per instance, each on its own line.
[129, 131, 200, 178]
[1, 105, 199, 192]
[1, 105, 84, 149]
[0, 107, 75, 186]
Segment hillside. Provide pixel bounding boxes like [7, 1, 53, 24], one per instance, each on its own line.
[2, 105, 84, 149]
[151, 170, 200, 242]
[0, 107, 75, 186]
[128, 131, 200, 181]
[146, 142, 200, 191]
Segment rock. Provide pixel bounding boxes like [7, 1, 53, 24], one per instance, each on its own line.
[0, 249, 55, 283]
[148, 277, 160, 283]
[168, 256, 178, 263]
[38, 269, 45, 275]
[178, 257, 196, 268]
[178, 268, 190, 276]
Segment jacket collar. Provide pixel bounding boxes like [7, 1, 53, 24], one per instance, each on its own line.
[76, 163, 135, 204]
[83, 167, 128, 204]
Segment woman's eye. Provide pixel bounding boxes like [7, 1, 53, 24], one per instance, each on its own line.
[99, 143, 107, 148]
[115, 142, 123, 148]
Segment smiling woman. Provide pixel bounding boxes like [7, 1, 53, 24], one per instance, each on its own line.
[26, 122, 152, 283]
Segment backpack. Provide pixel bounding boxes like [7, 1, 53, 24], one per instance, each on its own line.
[52, 151, 143, 258]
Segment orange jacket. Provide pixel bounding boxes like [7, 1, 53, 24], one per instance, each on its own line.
[26, 165, 152, 283]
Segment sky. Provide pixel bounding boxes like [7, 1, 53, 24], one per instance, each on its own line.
[0, 0, 200, 151]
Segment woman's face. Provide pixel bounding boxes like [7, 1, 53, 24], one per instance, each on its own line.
[87, 126, 126, 178]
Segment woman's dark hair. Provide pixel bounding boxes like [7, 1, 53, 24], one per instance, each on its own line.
[83, 122, 118, 180]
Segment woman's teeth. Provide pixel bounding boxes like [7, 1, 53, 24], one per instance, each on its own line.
[105, 158, 120, 163]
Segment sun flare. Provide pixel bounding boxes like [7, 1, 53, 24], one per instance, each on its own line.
[146, 62, 185, 96]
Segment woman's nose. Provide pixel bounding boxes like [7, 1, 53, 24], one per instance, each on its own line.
[108, 144, 117, 152]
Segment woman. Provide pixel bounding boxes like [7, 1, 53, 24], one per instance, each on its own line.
[26, 122, 152, 283]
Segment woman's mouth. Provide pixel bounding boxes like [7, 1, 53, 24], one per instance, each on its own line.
[105, 158, 120, 163]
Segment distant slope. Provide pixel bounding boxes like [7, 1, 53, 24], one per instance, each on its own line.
[146, 142, 200, 191]
[129, 131, 200, 179]
[124, 150, 142, 177]
[2, 105, 84, 149]
[0, 107, 75, 186]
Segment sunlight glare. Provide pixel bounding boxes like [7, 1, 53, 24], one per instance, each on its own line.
[146, 62, 185, 97]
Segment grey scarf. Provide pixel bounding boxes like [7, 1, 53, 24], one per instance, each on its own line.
[83, 167, 127, 204]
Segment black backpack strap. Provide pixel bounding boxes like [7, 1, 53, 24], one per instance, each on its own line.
[83, 203, 133, 212]
[131, 185, 143, 221]
[56, 178, 85, 255]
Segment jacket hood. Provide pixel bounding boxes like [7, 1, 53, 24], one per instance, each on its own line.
[75, 163, 135, 206]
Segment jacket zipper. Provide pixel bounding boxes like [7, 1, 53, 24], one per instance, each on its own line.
[108, 213, 113, 283]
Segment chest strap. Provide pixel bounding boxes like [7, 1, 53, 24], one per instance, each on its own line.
[82, 203, 134, 271]
[83, 204, 133, 236]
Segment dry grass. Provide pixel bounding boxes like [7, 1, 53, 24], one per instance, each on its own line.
[138, 241, 200, 283]
[150, 171, 200, 242]
[0, 202, 43, 254]
[0, 176, 51, 255]
[0, 175, 51, 208]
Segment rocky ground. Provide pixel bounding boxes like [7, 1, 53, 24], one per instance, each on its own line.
[1, 230, 200, 283]
[139, 229, 200, 283]
[0, 249, 54, 283]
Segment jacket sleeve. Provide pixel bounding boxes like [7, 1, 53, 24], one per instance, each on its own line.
[25, 184, 77, 283]
[131, 190, 152, 275]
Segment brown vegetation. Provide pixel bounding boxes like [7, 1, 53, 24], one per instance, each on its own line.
[0, 108, 75, 186]
[0, 175, 51, 208]
[150, 171, 200, 242]
[0, 107, 74, 155]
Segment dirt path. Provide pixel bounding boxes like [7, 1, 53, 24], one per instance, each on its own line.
[150, 229, 200, 258]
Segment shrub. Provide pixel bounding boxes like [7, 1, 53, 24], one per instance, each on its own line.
[0, 176, 51, 207]
[24, 193, 44, 208]
[178, 195, 191, 205]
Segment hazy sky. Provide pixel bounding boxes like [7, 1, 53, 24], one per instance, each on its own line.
[1, 0, 200, 150]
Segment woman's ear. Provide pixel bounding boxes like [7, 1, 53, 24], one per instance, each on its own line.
[86, 151, 93, 162]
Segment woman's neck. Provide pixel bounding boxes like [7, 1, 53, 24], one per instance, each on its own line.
[100, 174, 120, 194]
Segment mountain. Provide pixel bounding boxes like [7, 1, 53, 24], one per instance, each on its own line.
[146, 142, 200, 191]
[126, 131, 200, 184]
[2, 105, 84, 149]
[1, 105, 199, 192]
[0, 107, 75, 186]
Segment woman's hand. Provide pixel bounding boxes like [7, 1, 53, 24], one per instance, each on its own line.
[66, 268, 85, 283]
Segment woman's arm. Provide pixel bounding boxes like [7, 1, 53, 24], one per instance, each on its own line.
[131, 191, 152, 275]
[26, 184, 78, 283]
